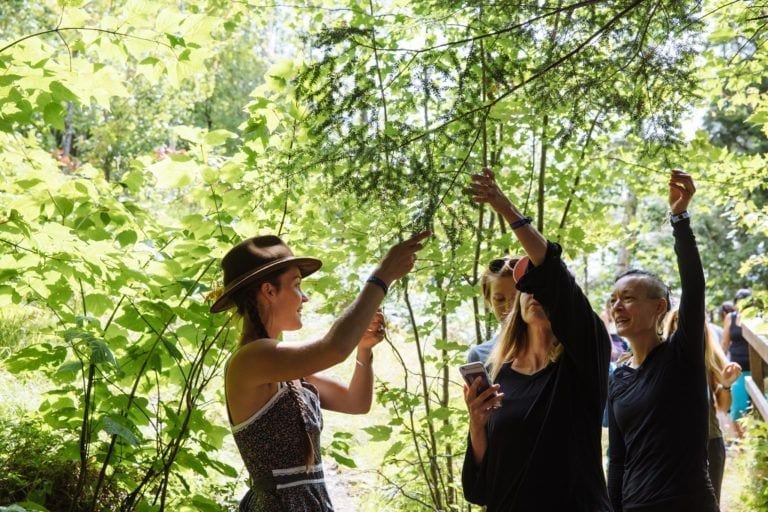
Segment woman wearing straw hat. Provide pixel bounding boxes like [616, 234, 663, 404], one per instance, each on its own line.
[210, 231, 429, 511]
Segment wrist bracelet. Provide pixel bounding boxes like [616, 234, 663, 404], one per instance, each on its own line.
[670, 211, 690, 224]
[356, 352, 373, 367]
[510, 216, 533, 230]
[367, 275, 388, 295]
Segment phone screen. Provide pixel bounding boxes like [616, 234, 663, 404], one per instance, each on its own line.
[463, 371, 491, 392]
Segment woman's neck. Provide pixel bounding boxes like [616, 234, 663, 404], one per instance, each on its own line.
[242, 317, 280, 343]
[512, 323, 556, 374]
[627, 331, 662, 367]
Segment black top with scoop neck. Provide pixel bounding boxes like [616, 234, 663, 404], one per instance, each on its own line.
[462, 242, 612, 512]
[607, 217, 718, 512]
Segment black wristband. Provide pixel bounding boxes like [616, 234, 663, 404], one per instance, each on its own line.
[510, 216, 533, 230]
[367, 275, 388, 295]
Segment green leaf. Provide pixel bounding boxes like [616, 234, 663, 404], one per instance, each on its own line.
[43, 102, 65, 131]
[428, 407, 451, 421]
[166, 34, 186, 48]
[203, 129, 237, 146]
[56, 360, 83, 376]
[89, 338, 116, 366]
[0, 74, 22, 87]
[5, 344, 66, 373]
[116, 229, 138, 247]
[362, 425, 392, 441]
[85, 293, 113, 316]
[329, 452, 357, 468]
[190, 496, 220, 512]
[49, 81, 79, 103]
[745, 110, 768, 127]
[384, 440, 405, 459]
[102, 416, 140, 446]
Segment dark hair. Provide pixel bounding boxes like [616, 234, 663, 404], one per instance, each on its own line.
[735, 288, 752, 303]
[614, 269, 671, 313]
[719, 301, 735, 318]
[232, 272, 316, 470]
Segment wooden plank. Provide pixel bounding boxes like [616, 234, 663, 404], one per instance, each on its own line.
[743, 321, 767, 394]
[743, 321, 768, 364]
[745, 376, 768, 422]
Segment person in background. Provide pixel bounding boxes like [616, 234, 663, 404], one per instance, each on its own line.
[721, 289, 753, 430]
[607, 170, 719, 512]
[210, 232, 428, 511]
[601, 297, 629, 427]
[663, 309, 741, 504]
[462, 168, 611, 512]
[466, 255, 522, 364]
[601, 296, 629, 363]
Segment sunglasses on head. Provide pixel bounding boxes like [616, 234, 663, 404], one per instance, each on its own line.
[488, 257, 520, 273]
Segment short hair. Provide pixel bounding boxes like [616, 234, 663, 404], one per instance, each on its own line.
[614, 269, 671, 313]
[735, 288, 752, 303]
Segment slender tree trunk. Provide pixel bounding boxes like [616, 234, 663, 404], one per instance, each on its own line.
[616, 190, 637, 273]
[537, 115, 548, 233]
[62, 102, 75, 158]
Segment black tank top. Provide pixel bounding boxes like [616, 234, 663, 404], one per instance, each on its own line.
[727, 312, 750, 370]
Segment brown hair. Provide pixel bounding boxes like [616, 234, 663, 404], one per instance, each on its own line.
[232, 273, 316, 470]
[487, 293, 563, 381]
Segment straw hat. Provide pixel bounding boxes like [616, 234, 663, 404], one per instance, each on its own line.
[210, 235, 321, 313]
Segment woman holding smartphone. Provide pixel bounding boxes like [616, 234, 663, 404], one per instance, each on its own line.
[461, 169, 612, 512]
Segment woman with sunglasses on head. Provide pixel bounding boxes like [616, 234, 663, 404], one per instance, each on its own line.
[462, 169, 612, 512]
[210, 231, 429, 511]
[607, 170, 718, 512]
[466, 255, 522, 364]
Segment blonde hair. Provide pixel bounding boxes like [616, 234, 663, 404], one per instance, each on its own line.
[663, 310, 727, 388]
[487, 293, 563, 381]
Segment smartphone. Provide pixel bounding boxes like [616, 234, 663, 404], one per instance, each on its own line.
[459, 362, 493, 394]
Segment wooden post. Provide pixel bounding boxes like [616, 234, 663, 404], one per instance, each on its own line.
[742, 321, 768, 421]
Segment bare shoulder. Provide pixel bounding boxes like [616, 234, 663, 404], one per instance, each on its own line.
[228, 338, 279, 382]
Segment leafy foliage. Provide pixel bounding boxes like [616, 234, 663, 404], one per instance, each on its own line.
[0, 0, 766, 511]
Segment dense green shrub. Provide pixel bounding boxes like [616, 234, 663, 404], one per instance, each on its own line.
[0, 418, 125, 511]
[0, 307, 48, 360]
[740, 417, 768, 511]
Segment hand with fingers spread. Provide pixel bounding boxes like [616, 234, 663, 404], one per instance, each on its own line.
[668, 169, 696, 215]
[372, 230, 431, 286]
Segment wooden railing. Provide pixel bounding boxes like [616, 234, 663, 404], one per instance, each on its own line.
[743, 319, 768, 421]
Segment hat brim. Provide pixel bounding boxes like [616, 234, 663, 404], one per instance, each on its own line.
[512, 256, 530, 283]
[210, 256, 322, 313]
